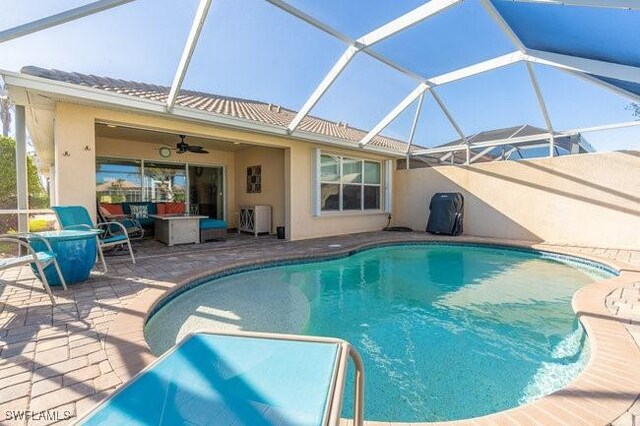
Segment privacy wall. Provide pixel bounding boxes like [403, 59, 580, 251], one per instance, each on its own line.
[394, 151, 640, 250]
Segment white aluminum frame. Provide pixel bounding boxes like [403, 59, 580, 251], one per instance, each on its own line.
[166, 0, 212, 111]
[287, 45, 358, 132]
[506, 0, 640, 10]
[413, 118, 640, 159]
[0, 0, 136, 44]
[526, 62, 556, 156]
[565, 70, 640, 103]
[524, 50, 640, 85]
[361, 52, 523, 147]
[355, 0, 461, 47]
[406, 92, 425, 154]
[1, 0, 639, 160]
[287, 0, 461, 133]
[360, 83, 429, 147]
[479, 0, 526, 52]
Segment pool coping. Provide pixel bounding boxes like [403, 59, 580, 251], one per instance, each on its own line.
[103, 234, 640, 426]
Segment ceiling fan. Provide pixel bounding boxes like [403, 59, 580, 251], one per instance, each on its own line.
[175, 134, 209, 154]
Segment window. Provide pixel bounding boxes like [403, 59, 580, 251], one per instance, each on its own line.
[96, 158, 187, 203]
[318, 153, 381, 212]
[96, 158, 142, 203]
[143, 162, 186, 202]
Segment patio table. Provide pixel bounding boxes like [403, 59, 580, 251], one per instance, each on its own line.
[149, 214, 208, 246]
[28, 230, 100, 286]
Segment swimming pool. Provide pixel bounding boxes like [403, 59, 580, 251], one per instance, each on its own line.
[144, 244, 615, 422]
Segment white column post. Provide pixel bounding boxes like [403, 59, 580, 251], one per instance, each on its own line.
[15, 105, 28, 232]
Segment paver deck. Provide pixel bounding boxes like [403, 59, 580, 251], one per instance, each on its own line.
[1, 232, 639, 426]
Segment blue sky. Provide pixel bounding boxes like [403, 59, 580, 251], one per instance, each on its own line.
[1, 0, 638, 150]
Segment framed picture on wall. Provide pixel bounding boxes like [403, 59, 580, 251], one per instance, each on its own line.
[247, 165, 261, 193]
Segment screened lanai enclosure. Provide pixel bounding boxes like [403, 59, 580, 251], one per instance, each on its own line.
[0, 0, 639, 235]
[2, 0, 640, 151]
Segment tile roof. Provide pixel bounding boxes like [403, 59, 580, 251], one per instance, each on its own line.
[20, 66, 413, 153]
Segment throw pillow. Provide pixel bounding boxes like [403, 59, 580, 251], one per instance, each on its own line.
[129, 204, 149, 218]
[101, 203, 124, 215]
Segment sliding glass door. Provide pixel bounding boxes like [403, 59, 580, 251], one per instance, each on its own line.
[96, 158, 225, 219]
[188, 165, 224, 220]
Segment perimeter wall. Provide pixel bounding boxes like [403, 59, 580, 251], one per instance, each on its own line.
[393, 150, 640, 250]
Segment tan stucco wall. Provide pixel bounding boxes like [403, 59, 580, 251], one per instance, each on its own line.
[234, 147, 285, 233]
[54, 103, 97, 217]
[393, 151, 640, 249]
[286, 144, 389, 240]
[51, 102, 392, 240]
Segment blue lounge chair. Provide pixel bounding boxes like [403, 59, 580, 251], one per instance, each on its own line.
[52, 205, 135, 272]
[78, 330, 365, 426]
[0, 233, 67, 304]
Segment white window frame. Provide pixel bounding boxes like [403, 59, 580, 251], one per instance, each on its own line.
[315, 150, 385, 216]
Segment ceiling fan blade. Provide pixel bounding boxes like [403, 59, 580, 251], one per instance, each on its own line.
[187, 145, 207, 153]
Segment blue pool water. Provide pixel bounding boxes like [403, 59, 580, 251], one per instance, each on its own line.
[145, 244, 614, 422]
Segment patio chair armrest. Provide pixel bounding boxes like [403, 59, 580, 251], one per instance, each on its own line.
[105, 214, 135, 221]
[12, 232, 54, 252]
[96, 221, 130, 238]
[0, 235, 41, 260]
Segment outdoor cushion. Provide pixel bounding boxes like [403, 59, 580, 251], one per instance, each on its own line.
[101, 203, 124, 216]
[165, 202, 185, 214]
[156, 203, 166, 215]
[199, 219, 227, 230]
[101, 234, 128, 244]
[129, 204, 149, 218]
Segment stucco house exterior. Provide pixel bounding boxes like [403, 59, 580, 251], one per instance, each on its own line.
[2, 66, 405, 241]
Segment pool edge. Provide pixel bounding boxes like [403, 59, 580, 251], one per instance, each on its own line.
[103, 234, 640, 426]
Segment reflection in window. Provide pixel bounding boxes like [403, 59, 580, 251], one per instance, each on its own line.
[342, 158, 362, 183]
[320, 154, 340, 182]
[96, 158, 142, 203]
[364, 185, 380, 210]
[364, 161, 381, 184]
[320, 184, 340, 211]
[318, 153, 381, 212]
[342, 184, 362, 210]
[143, 162, 187, 202]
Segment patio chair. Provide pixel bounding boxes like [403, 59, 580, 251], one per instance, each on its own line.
[97, 203, 145, 240]
[52, 205, 135, 273]
[78, 330, 364, 426]
[0, 233, 67, 305]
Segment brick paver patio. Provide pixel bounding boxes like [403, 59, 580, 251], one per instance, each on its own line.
[1, 232, 639, 425]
